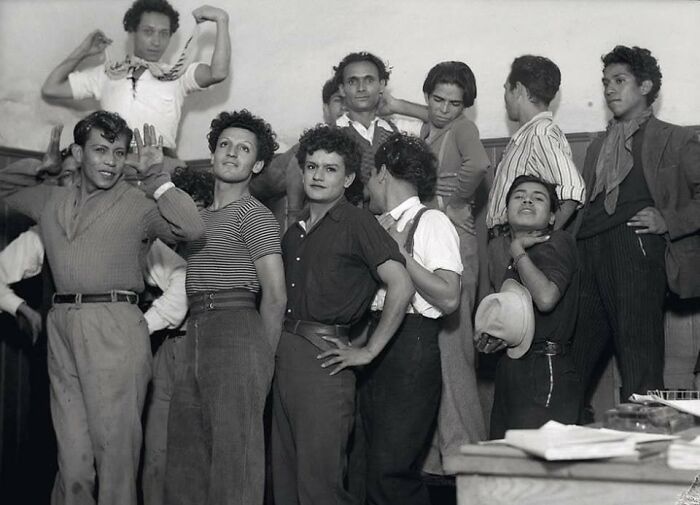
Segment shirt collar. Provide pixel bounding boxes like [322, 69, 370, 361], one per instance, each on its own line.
[388, 196, 422, 231]
[512, 110, 553, 145]
[297, 196, 350, 231]
[336, 113, 393, 137]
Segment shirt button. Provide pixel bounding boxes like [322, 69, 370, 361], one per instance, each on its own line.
[291, 283, 296, 287]
[287, 308, 292, 313]
[300, 234, 304, 238]
[296, 257, 300, 261]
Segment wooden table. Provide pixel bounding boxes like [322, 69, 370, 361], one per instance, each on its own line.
[444, 444, 699, 505]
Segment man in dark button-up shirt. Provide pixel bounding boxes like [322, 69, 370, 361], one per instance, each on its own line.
[271, 125, 413, 505]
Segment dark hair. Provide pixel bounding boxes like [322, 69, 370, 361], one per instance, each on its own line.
[123, 0, 179, 33]
[506, 174, 560, 213]
[171, 166, 214, 207]
[422, 61, 477, 108]
[73, 111, 132, 148]
[207, 110, 279, 168]
[322, 77, 341, 105]
[507, 55, 561, 106]
[602, 45, 662, 106]
[375, 133, 437, 202]
[333, 51, 391, 84]
[295, 124, 364, 205]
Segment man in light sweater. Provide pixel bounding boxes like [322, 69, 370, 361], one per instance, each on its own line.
[0, 110, 204, 505]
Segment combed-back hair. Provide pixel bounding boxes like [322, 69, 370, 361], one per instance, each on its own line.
[123, 0, 179, 33]
[73, 111, 132, 148]
[506, 174, 560, 213]
[207, 110, 279, 168]
[602, 45, 662, 105]
[422, 61, 478, 108]
[333, 51, 391, 84]
[507, 55, 561, 106]
[375, 133, 437, 202]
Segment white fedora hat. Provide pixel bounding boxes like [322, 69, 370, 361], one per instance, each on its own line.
[475, 279, 535, 359]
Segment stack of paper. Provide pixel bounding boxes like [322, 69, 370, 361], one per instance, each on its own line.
[668, 437, 700, 470]
[500, 421, 639, 461]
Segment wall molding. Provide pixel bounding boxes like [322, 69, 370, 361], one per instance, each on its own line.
[1, 125, 697, 167]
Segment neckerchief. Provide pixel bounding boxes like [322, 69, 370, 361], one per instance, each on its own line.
[590, 107, 653, 214]
[105, 26, 198, 82]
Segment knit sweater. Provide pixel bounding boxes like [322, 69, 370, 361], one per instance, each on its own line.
[337, 121, 396, 185]
[0, 159, 204, 294]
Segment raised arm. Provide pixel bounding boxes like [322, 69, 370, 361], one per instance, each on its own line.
[192, 6, 231, 88]
[143, 239, 188, 334]
[0, 126, 64, 220]
[378, 89, 429, 123]
[41, 30, 112, 100]
[135, 125, 205, 242]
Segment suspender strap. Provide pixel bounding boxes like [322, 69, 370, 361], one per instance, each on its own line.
[403, 207, 430, 256]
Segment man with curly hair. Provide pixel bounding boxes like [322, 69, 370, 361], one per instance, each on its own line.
[271, 125, 413, 505]
[362, 132, 462, 505]
[486, 55, 586, 291]
[164, 110, 287, 505]
[42, 0, 230, 154]
[570, 46, 700, 409]
[0, 110, 204, 505]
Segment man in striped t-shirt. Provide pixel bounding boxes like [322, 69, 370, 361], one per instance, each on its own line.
[486, 56, 586, 291]
[164, 110, 287, 505]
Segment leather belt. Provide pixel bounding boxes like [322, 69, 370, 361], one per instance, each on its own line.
[284, 318, 350, 351]
[188, 289, 256, 316]
[487, 224, 510, 241]
[52, 291, 139, 305]
[531, 340, 567, 356]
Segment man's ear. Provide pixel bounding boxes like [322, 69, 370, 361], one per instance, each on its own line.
[71, 143, 83, 165]
[640, 79, 653, 98]
[344, 171, 356, 188]
[251, 160, 264, 175]
[339, 84, 346, 98]
[377, 164, 388, 182]
[424, 92, 430, 105]
[516, 82, 531, 103]
[549, 212, 556, 227]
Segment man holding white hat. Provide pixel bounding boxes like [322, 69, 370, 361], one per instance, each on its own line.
[476, 174, 582, 439]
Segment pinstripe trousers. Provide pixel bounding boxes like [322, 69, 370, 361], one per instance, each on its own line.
[570, 223, 666, 403]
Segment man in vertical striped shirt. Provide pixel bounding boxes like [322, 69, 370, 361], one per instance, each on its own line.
[486, 55, 586, 290]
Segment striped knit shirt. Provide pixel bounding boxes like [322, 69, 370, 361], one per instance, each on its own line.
[184, 194, 281, 296]
[486, 111, 586, 228]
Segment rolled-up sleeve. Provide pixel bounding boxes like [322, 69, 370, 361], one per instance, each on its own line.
[68, 64, 106, 100]
[532, 133, 586, 205]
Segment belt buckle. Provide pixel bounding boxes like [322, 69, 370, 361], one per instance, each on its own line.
[75, 293, 82, 305]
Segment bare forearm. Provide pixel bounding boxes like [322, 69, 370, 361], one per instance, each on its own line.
[404, 255, 459, 313]
[259, 291, 286, 350]
[42, 48, 87, 98]
[392, 100, 429, 122]
[209, 17, 231, 83]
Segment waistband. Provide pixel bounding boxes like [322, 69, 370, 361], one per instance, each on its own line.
[488, 224, 510, 240]
[530, 340, 568, 356]
[52, 291, 139, 305]
[188, 289, 256, 316]
[284, 318, 350, 351]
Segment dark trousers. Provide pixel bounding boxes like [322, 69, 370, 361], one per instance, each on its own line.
[271, 330, 357, 505]
[571, 223, 666, 405]
[164, 308, 275, 505]
[490, 351, 580, 439]
[361, 315, 442, 505]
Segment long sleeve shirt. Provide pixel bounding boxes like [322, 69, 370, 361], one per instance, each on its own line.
[0, 158, 204, 294]
[0, 227, 188, 334]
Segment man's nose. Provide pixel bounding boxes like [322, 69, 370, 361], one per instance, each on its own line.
[440, 102, 449, 113]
